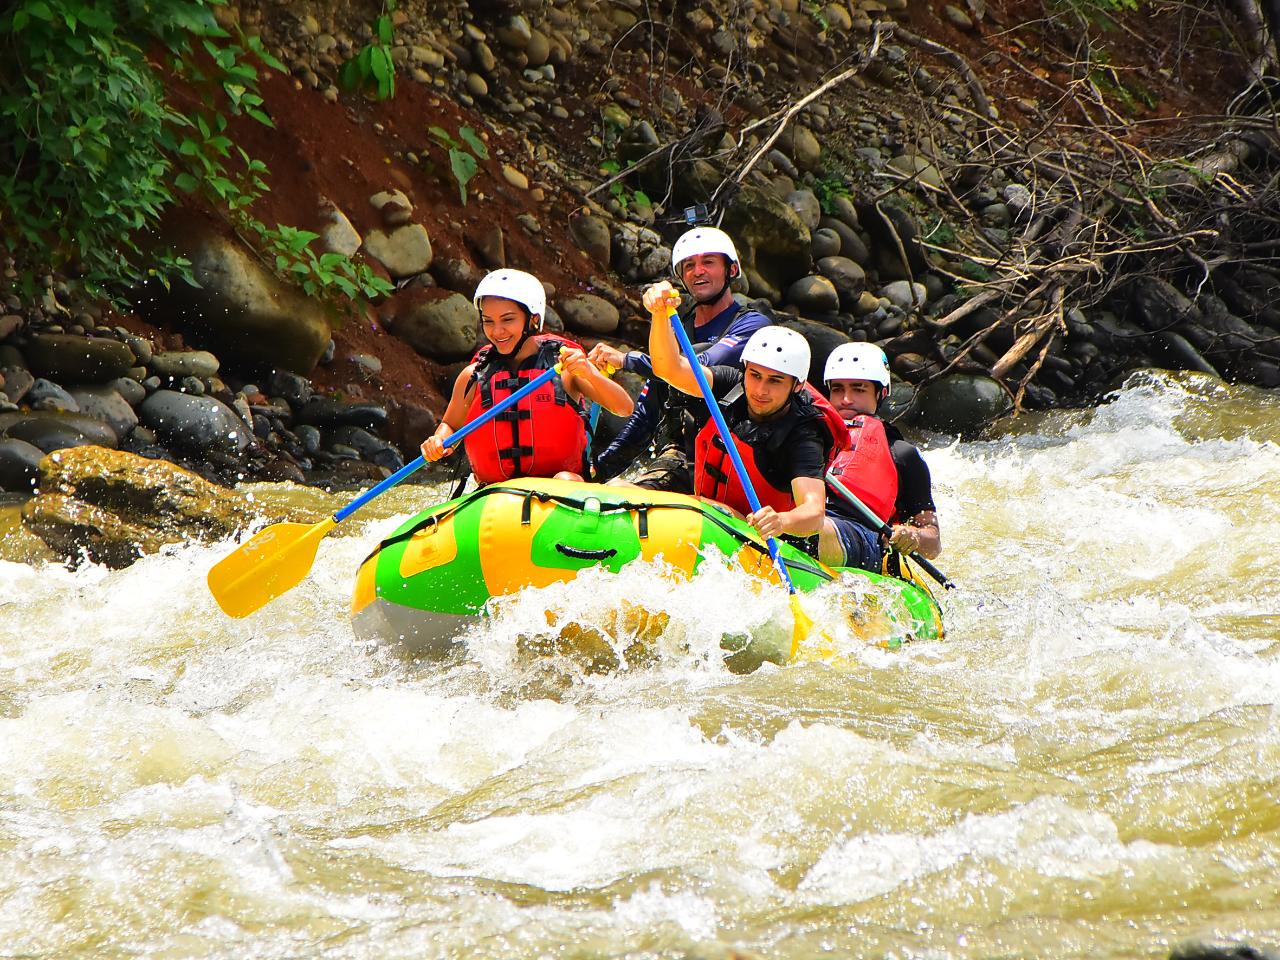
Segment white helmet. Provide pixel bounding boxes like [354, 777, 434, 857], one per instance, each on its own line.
[670, 226, 740, 280]
[473, 269, 547, 331]
[741, 327, 811, 382]
[824, 342, 891, 389]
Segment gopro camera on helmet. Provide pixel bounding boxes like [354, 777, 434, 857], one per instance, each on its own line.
[683, 203, 711, 226]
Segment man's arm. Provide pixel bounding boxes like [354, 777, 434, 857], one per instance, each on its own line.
[748, 477, 826, 539]
[891, 442, 941, 558]
[744, 425, 828, 539]
[646, 281, 710, 396]
[592, 380, 663, 480]
[696, 310, 770, 368]
[891, 509, 940, 559]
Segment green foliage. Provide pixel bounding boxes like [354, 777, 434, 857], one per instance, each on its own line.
[922, 217, 958, 247]
[0, 0, 384, 312]
[1050, 0, 1139, 31]
[956, 260, 992, 282]
[801, 0, 830, 31]
[0, 0, 219, 297]
[812, 174, 852, 216]
[338, 3, 396, 101]
[252, 221, 393, 301]
[428, 124, 489, 205]
[599, 160, 652, 213]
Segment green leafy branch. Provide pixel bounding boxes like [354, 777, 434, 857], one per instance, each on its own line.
[428, 124, 489, 204]
[249, 221, 393, 302]
[599, 160, 652, 213]
[812, 173, 853, 216]
[0, 0, 389, 313]
[338, 2, 396, 101]
[801, 0, 831, 31]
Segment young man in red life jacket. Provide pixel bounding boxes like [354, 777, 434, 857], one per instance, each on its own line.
[421, 269, 634, 484]
[644, 282, 847, 554]
[817, 343, 942, 571]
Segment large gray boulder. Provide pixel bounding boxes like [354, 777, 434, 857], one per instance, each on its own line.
[160, 234, 332, 374]
[0, 437, 43, 492]
[785, 189, 822, 230]
[139, 390, 251, 454]
[721, 181, 813, 294]
[0, 411, 119, 452]
[23, 334, 136, 383]
[811, 228, 842, 260]
[569, 212, 613, 270]
[786, 276, 840, 314]
[0, 364, 35, 404]
[67, 386, 139, 439]
[780, 124, 822, 172]
[816, 256, 867, 306]
[150, 350, 220, 379]
[385, 289, 480, 361]
[917, 374, 1009, 434]
[559, 294, 620, 335]
[363, 223, 433, 279]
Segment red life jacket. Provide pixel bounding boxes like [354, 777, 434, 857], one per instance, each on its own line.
[463, 334, 588, 484]
[694, 382, 850, 516]
[827, 414, 899, 523]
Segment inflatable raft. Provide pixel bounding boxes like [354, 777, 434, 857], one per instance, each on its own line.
[351, 477, 943, 669]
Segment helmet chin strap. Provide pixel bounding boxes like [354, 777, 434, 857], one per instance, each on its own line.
[687, 261, 738, 307]
[694, 281, 730, 306]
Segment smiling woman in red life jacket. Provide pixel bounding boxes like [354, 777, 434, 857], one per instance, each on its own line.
[420, 269, 634, 484]
[817, 343, 942, 572]
[645, 283, 847, 554]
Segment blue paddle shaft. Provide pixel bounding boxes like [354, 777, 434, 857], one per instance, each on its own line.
[667, 311, 797, 593]
[333, 364, 561, 523]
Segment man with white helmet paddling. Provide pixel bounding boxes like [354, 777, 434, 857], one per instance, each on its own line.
[818, 343, 941, 571]
[421, 268, 633, 483]
[589, 225, 770, 490]
[644, 282, 848, 551]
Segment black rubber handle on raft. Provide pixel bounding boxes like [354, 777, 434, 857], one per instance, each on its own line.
[824, 472, 957, 591]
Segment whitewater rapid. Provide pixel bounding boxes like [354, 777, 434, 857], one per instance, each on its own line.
[2, 371, 1277, 959]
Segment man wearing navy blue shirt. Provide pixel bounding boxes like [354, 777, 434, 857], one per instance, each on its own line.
[589, 226, 770, 491]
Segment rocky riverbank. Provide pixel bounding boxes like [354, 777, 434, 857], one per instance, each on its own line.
[3, 0, 1278, 558]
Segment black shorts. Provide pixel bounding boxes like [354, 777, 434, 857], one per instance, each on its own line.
[827, 515, 884, 572]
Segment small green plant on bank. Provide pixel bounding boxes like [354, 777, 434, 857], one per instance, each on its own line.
[922, 217, 958, 248]
[598, 160, 652, 213]
[1050, 0, 1139, 31]
[812, 173, 853, 216]
[956, 259, 992, 282]
[252, 222, 392, 301]
[0, 0, 387, 312]
[801, 0, 830, 31]
[1086, 51, 1158, 113]
[428, 125, 489, 204]
[338, 1, 396, 101]
[598, 106, 631, 154]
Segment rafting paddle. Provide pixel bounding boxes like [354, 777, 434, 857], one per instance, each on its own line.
[665, 310, 816, 651]
[208, 362, 565, 618]
[824, 470, 956, 590]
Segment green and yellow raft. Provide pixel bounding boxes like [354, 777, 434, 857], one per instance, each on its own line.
[351, 477, 943, 669]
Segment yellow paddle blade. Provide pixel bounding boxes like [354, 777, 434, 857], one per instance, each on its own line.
[788, 593, 814, 659]
[207, 517, 338, 618]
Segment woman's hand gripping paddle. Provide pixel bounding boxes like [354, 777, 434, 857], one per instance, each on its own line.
[207, 361, 565, 618]
[665, 310, 816, 653]
[824, 470, 956, 590]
